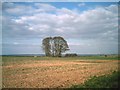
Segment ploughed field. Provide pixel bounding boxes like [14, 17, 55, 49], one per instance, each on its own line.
[2, 56, 119, 88]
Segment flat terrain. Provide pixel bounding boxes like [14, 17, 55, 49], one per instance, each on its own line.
[2, 56, 119, 88]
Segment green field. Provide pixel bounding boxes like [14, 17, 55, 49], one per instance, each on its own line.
[2, 55, 119, 61]
[2, 55, 119, 66]
[71, 71, 119, 88]
[2, 55, 119, 64]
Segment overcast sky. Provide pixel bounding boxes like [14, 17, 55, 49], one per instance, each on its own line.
[2, 2, 118, 55]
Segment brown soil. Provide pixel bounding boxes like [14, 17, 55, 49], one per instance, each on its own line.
[2, 60, 119, 88]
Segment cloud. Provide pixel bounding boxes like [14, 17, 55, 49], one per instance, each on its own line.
[3, 3, 35, 16]
[78, 3, 86, 7]
[3, 3, 58, 16]
[13, 42, 19, 45]
[3, 3, 118, 41]
[105, 4, 118, 14]
[2, 2, 118, 54]
[34, 3, 57, 12]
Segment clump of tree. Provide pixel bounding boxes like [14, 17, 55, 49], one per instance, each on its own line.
[65, 53, 77, 57]
[42, 36, 69, 57]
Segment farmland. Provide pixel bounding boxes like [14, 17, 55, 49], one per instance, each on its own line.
[2, 56, 119, 88]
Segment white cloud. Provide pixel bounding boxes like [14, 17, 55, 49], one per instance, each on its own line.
[2, 3, 118, 54]
[3, 3, 34, 15]
[68, 42, 91, 46]
[13, 42, 19, 45]
[7, 4, 117, 41]
[78, 3, 86, 7]
[105, 4, 118, 14]
[34, 3, 57, 12]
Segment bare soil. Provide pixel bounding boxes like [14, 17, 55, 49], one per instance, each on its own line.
[2, 60, 119, 88]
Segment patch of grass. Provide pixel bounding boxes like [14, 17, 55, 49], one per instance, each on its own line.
[2, 55, 119, 61]
[71, 71, 119, 88]
[2, 55, 119, 66]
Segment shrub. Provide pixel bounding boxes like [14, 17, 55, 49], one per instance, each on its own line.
[65, 53, 77, 57]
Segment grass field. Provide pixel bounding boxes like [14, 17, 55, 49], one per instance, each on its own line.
[71, 71, 119, 88]
[2, 56, 119, 88]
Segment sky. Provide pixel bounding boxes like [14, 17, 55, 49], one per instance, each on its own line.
[2, 2, 118, 55]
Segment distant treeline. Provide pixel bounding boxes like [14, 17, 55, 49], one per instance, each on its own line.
[1, 54, 118, 57]
[1, 54, 45, 57]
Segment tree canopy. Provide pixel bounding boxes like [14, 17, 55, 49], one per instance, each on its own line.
[42, 36, 69, 57]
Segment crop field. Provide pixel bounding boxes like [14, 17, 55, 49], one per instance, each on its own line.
[2, 56, 119, 88]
